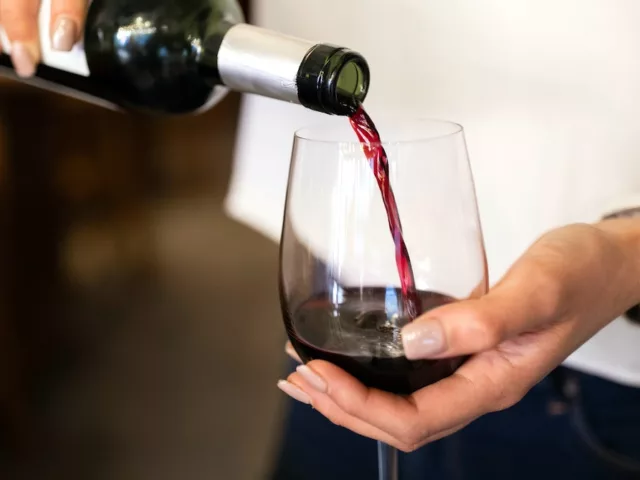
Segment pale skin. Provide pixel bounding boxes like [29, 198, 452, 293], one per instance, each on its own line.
[280, 219, 640, 452]
[1, 0, 88, 77]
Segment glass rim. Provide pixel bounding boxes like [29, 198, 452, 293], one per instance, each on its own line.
[294, 116, 464, 146]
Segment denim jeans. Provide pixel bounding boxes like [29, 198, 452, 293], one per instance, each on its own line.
[270, 365, 640, 479]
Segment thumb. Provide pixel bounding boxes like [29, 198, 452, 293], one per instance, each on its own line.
[1, 0, 42, 78]
[401, 259, 563, 360]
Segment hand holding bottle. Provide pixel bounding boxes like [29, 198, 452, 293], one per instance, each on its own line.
[0, 0, 369, 115]
[1, 0, 87, 77]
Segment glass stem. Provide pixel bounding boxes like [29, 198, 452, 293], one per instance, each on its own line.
[377, 441, 399, 480]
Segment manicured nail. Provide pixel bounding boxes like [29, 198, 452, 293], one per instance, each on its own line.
[285, 342, 302, 363]
[11, 43, 36, 78]
[296, 365, 327, 393]
[402, 318, 447, 359]
[51, 17, 78, 52]
[277, 380, 311, 405]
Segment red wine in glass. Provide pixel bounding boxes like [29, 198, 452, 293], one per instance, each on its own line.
[283, 287, 465, 395]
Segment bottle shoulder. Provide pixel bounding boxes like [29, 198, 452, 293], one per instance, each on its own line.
[84, 0, 243, 114]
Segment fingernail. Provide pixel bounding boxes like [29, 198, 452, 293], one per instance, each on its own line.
[51, 17, 78, 52]
[402, 318, 447, 359]
[11, 43, 36, 78]
[277, 380, 311, 405]
[285, 342, 302, 363]
[296, 365, 327, 393]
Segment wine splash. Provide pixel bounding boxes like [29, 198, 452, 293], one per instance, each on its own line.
[349, 105, 422, 320]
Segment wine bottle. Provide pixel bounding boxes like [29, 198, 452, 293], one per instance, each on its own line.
[0, 0, 370, 116]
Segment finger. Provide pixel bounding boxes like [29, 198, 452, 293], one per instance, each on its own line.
[408, 321, 572, 435]
[299, 345, 555, 446]
[287, 361, 480, 448]
[281, 314, 572, 448]
[292, 360, 428, 441]
[50, 0, 88, 51]
[0, 0, 41, 77]
[402, 254, 564, 360]
[283, 374, 470, 451]
[285, 341, 302, 363]
[279, 377, 412, 451]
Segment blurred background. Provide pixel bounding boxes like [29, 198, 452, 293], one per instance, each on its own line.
[0, 3, 290, 478]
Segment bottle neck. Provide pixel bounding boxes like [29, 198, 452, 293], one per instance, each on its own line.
[210, 24, 370, 116]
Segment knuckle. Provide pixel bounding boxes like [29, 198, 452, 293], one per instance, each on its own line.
[396, 424, 426, 450]
[532, 269, 564, 320]
[326, 416, 344, 428]
[466, 315, 504, 350]
[483, 324, 505, 349]
[492, 393, 515, 412]
[322, 405, 345, 428]
[491, 383, 527, 412]
[331, 388, 364, 418]
[475, 354, 528, 412]
[396, 441, 420, 453]
[396, 425, 443, 452]
[525, 246, 570, 321]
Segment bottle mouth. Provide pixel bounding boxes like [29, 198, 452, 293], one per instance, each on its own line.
[297, 45, 371, 116]
[328, 51, 370, 116]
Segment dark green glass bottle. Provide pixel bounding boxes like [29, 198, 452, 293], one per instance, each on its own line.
[0, 0, 370, 116]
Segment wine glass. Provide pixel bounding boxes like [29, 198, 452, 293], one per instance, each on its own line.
[279, 114, 487, 480]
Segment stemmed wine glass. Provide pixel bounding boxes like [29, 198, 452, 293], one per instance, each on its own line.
[279, 115, 487, 480]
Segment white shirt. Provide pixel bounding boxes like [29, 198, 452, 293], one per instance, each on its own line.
[225, 0, 640, 387]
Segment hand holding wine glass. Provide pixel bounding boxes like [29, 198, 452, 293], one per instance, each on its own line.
[1, 0, 88, 77]
[281, 218, 640, 453]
